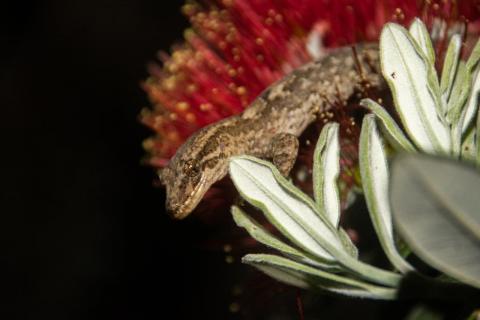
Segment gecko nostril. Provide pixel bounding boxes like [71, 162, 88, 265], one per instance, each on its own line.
[166, 201, 190, 219]
[165, 201, 179, 215]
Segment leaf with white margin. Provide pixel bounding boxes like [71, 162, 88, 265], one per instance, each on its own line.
[409, 18, 435, 65]
[448, 62, 470, 156]
[380, 23, 451, 154]
[462, 65, 480, 133]
[313, 123, 341, 227]
[229, 156, 402, 287]
[229, 155, 342, 262]
[359, 115, 414, 274]
[391, 154, 480, 288]
[253, 263, 310, 289]
[461, 127, 476, 161]
[311, 124, 358, 258]
[338, 228, 359, 259]
[440, 34, 462, 103]
[360, 98, 416, 152]
[231, 206, 342, 271]
[447, 61, 469, 118]
[477, 108, 480, 167]
[408, 18, 444, 116]
[466, 38, 480, 71]
[243, 254, 397, 300]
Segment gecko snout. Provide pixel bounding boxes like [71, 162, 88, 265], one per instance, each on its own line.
[165, 199, 191, 220]
[165, 200, 179, 217]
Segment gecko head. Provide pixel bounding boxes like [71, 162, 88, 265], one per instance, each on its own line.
[159, 157, 208, 219]
[159, 132, 228, 219]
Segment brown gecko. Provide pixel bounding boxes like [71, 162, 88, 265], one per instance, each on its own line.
[159, 43, 384, 219]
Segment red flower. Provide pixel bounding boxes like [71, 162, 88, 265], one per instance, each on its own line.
[140, 0, 480, 217]
[140, 3, 480, 313]
[141, 0, 480, 169]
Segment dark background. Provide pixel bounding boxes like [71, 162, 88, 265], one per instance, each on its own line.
[0, 1, 242, 319]
[0, 2, 394, 319]
[1, 1, 474, 319]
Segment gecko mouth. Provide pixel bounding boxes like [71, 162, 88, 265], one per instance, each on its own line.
[169, 174, 208, 219]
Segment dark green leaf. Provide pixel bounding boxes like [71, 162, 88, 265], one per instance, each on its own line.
[391, 154, 480, 288]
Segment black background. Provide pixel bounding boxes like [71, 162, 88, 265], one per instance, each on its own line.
[0, 2, 396, 319]
[2, 1, 476, 319]
[0, 1, 242, 319]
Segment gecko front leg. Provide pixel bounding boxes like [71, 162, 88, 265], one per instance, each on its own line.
[268, 133, 299, 176]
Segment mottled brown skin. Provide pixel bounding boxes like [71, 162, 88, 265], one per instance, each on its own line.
[160, 43, 384, 219]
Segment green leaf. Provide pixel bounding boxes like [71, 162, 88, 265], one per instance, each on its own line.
[359, 115, 414, 273]
[462, 65, 480, 133]
[448, 62, 470, 156]
[409, 18, 435, 65]
[229, 156, 342, 262]
[380, 23, 451, 154]
[447, 61, 469, 119]
[440, 34, 462, 104]
[229, 156, 402, 287]
[313, 123, 341, 227]
[466, 38, 480, 71]
[461, 126, 476, 161]
[477, 106, 480, 167]
[242, 254, 397, 300]
[338, 227, 359, 259]
[391, 154, 480, 288]
[467, 310, 480, 320]
[408, 19, 444, 117]
[360, 98, 416, 152]
[231, 206, 341, 270]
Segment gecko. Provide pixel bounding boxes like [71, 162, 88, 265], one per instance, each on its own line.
[159, 43, 384, 219]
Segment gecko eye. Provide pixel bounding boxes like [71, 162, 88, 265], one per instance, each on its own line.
[184, 159, 200, 178]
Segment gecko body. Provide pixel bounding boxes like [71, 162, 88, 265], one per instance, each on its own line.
[159, 44, 383, 219]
